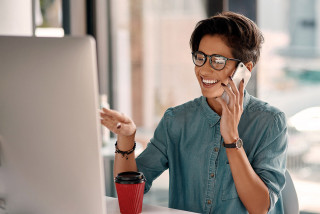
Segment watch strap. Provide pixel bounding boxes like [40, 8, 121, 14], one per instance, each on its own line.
[223, 138, 242, 149]
[223, 142, 237, 148]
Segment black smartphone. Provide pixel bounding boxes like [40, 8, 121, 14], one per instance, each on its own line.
[221, 62, 251, 104]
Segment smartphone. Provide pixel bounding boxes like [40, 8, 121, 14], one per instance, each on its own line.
[221, 62, 251, 104]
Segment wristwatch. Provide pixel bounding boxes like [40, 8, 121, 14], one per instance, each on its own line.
[223, 138, 243, 149]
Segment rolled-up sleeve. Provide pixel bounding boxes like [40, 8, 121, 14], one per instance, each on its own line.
[135, 111, 170, 194]
[251, 112, 288, 211]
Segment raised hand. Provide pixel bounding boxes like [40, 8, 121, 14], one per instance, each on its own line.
[100, 108, 136, 137]
[215, 76, 245, 144]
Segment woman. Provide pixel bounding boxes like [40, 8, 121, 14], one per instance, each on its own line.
[100, 11, 287, 214]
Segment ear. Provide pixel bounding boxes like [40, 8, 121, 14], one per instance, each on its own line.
[245, 61, 253, 72]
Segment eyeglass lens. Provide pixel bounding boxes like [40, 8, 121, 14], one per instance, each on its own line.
[193, 52, 227, 70]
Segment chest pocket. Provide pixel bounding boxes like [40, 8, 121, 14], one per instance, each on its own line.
[221, 158, 254, 201]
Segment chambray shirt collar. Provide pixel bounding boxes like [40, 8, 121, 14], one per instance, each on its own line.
[200, 89, 251, 127]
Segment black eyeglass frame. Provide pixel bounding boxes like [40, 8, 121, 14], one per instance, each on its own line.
[192, 51, 241, 71]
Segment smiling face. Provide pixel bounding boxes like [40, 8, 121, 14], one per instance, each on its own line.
[195, 34, 238, 99]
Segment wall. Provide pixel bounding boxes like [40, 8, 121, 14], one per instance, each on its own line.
[0, 0, 33, 36]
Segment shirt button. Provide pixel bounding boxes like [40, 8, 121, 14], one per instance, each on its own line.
[210, 173, 215, 178]
[214, 147, 219, 152]
[207, 199, 212, 204]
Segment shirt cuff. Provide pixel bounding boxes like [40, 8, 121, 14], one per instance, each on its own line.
[268, 188, 280, 212]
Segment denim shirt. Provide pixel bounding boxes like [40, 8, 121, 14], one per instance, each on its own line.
[136, 90, 288, 214]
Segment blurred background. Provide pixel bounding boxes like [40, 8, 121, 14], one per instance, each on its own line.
[1, 0, 320, 213]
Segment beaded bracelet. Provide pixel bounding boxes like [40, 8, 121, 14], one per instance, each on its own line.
[115, 141, 136, 160]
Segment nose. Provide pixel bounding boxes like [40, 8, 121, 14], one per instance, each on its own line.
[200, 58, 214, 75]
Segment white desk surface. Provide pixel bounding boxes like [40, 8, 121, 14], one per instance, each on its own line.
[106, 197, 198, 214]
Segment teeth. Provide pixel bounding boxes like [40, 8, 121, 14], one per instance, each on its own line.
[202, 79, 218, 84]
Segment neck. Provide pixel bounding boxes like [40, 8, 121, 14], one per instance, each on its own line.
[206, 97, 222, 116]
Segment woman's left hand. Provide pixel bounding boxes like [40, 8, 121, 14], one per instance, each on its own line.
[215, 76, 245, 144]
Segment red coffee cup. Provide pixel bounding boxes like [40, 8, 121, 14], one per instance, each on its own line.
[115, 171, 146, 214]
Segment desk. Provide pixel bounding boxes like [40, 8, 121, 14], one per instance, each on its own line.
[106, 197, 198, 213]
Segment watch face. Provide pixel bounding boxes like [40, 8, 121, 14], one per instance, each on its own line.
[236, 139, 243, 148]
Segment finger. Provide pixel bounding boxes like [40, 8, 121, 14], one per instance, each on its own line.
[228, 76, 240, 103]
[102, 108, 130, 123]
[221, 82, 236, 107]
[215, 97, 230, 114]
[100, 112, 116, 125]
[101, 118, 135, 136]
[101, 118, 120, 134]
[100, 112, 113, 120]
[239, 78, 245, 107]
[101, 116, 118, 129]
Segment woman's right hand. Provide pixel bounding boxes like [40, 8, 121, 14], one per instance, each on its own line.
[100, 108, 136, 137]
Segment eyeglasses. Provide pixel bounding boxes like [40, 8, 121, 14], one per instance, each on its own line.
[192, 51, 241, 71]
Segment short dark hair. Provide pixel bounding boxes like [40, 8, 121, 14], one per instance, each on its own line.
[190, 11, 264, 66]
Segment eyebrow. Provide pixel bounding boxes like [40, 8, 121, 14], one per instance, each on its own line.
[198, 51, 228, 58]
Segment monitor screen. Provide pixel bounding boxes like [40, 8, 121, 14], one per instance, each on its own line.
[0, 36, 106, 214]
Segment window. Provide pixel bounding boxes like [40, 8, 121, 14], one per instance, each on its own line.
[111, 0, 206, 206]
[35, 0, 64, 37]
[258, 0, 320, 212]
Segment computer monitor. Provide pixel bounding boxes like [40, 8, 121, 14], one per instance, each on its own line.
[0, 36, 106, 214]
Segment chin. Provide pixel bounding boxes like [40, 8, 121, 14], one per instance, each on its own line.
[201, 90, 222, 99]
